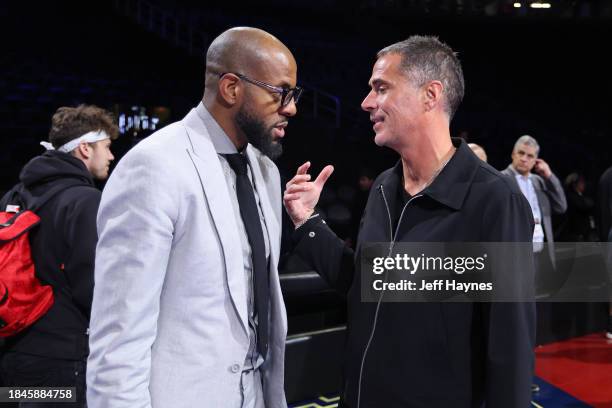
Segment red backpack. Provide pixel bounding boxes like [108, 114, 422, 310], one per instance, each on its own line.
[0, 183, 78, 337]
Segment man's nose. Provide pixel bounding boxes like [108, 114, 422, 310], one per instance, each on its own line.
[279, 98, 297, 117]
[361, 90, 376, 112]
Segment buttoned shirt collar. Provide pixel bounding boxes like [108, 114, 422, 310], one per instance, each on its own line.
[380, 138, 480, 211]
[195, 102, 239, 155]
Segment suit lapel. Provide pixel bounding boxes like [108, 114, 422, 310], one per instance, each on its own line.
[181, 108, 249, 336]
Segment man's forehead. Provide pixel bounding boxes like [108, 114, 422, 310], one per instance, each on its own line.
[369, 53, 402, 84]
[93, 138, 111, 147]
[516, 144, 536, 154]
[257, 49, 297, 86]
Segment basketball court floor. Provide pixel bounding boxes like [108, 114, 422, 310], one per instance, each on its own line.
[289, 332, 612, 408]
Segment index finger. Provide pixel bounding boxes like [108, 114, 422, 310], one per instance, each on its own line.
[314, 165, 334, 188]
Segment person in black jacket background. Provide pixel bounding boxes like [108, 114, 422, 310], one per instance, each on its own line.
[284, 36, 535, 408]
[0, 105, 117, 407]
[598, 166, 612, 339]
[562, 172, 596, 242]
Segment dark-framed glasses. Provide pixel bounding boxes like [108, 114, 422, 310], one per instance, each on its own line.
[219, 72, 303, 107]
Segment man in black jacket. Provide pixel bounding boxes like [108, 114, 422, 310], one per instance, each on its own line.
[0, 105, 117, 407]
[284, 36, 535, 407]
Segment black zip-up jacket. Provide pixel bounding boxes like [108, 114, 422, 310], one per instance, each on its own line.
[293, 139, 536, 408]
[0, 151, 100, 360]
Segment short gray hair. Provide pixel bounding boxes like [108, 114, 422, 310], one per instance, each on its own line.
[513, 135, 540, 156]
[377, 35, 465, 119]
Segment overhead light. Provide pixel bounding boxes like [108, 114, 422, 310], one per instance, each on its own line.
[530, 2, 552, 8]
[513, 2, 522, 7]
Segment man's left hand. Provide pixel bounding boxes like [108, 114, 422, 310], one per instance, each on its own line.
[283, 162, 334, 227]
[534, 158, 552, 179]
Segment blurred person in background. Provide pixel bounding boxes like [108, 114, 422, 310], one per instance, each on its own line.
[468, 142, 487, 162]
[0, 104, 117, 407]
[597, 166, 612, 339]
[561, 172, 597, 242]
[501, 135, 567, 272]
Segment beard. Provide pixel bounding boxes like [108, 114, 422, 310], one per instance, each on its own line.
[236, 105, 283, 160]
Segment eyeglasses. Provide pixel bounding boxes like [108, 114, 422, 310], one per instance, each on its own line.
[219, 72, 303, 107]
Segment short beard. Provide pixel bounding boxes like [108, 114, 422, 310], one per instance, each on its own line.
[236, 105, 283, 160]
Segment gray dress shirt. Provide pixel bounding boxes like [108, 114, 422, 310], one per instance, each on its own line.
[198, 105, 269, 408]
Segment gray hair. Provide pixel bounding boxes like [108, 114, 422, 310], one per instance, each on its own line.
[377, 35, 465, 119]
[513, 135, 540, 156]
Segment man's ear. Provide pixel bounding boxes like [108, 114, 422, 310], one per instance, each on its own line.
[424, 80, 444, 112]
[217, 74, 241, 106]
[73, 142, 91, 160]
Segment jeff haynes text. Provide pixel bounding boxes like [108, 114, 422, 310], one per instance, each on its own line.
[373, 279, 493, 292]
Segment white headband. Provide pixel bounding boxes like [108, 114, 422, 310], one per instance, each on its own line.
[40, 130, 110, 153]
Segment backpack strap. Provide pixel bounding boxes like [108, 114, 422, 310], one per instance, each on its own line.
[5, 181, 84, 214]
[0, 211, 40, 242]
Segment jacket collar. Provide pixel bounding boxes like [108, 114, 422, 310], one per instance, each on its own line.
[379, 138, 481, 211]
[20, 150, 95, 188]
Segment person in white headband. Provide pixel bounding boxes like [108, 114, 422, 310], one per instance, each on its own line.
[0, 104, 119, 408]
[39, 109, 117, 181]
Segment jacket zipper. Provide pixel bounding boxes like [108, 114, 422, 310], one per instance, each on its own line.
[356, 185, 422, 408]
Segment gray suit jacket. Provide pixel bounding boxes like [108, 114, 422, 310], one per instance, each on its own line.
[502, 165, 567, 265]
[87, 104, 288, 408]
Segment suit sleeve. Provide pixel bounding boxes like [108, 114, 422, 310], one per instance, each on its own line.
[291, 216, 356, 295]
[62, 189, 101, 319]
[481, 190, 536, 408]
[543, 173, 567, 214]
[87, 147, 179, 408]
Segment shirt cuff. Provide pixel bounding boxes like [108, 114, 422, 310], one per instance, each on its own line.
[292, 214, 325, 244]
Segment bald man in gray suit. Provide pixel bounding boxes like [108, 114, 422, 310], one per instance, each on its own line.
[87, 27, 302, 408]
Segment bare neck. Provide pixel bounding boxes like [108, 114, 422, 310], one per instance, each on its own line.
[398, 128, 455, 196]
[71, 150, 91, 173]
